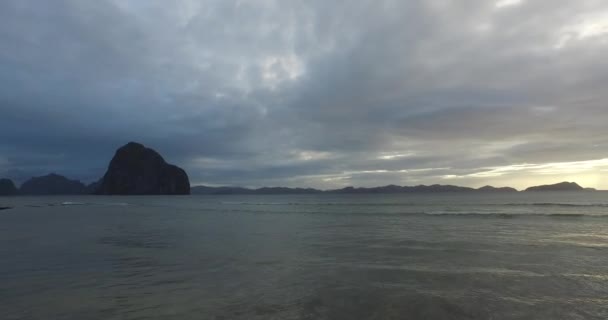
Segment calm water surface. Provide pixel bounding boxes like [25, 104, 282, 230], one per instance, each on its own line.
[1, 193, 608, 319]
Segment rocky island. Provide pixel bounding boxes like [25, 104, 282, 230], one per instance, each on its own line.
[96, 142, 190, 195]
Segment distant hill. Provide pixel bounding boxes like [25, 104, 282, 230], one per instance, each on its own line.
[328, 184, 477, 193]
[191, 186, 256, 195]
[477, 185, 518, 192]
[525, 182, 585, 192]
[191, 186, 322, 195]
[20, 174, 87, 195]
[0, 178, 18, 196]
[255, 187, 322, 194]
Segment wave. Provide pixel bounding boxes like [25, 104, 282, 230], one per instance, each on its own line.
[220, 201, 608, 208]
[422, 211, 602, 218]
[220, 201, 300, 206]
[502, 203, 608, 208]
[61, 201, 87, 206]
[219, 207, 608, 218]
[350, 264, 546, 277]
[60, 201, 129, 207]
[96, 202, 130, 206]
[220, 201, 418, 206]
[24, 202, 130, 208]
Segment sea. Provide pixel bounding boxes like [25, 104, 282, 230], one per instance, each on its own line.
[1, 192, 607, 320]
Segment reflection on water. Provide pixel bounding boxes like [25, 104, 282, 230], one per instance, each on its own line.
[1, 193, 608, 319]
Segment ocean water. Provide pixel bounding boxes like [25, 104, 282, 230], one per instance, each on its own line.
[1, 192, 607, 319]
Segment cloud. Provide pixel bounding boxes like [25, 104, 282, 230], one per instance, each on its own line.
[0, 0, 607, 189]
[495, 0, 524, 9]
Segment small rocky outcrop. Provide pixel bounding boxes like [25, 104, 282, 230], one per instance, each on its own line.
[20, 174, 87, 195]
[525, 182, 584, 192]
[97, 142, 190, 195]
[0, 178, 18, 195]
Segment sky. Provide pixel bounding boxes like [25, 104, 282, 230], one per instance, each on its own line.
[1, 0, 608, 190]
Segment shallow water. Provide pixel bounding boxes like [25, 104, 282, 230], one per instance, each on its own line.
[1, 192, 608, 319]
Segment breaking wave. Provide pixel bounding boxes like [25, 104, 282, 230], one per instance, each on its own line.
[503, 203, 608, 208]
[422, 211, 603, 218]
[219, 201, 418, 206]
[219, 201, 608, 208]
[25, 202, 130, 208]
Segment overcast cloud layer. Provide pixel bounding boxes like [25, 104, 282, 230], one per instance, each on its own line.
[1, 0, 608, 189]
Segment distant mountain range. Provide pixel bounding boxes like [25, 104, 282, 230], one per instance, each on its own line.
[0, 142, 599, 196]
[191, 182, 593, 195]
[0, 175, 598, 196]
[0, 157, 598, 198]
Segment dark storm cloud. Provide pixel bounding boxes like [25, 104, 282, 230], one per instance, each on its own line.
[1, 0, 608, 189]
